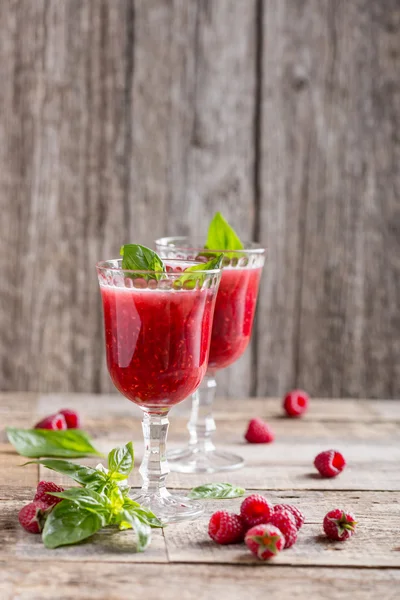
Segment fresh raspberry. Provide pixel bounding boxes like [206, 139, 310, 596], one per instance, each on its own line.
[240, 494, 273, 529]
[34, 481, 65, 507]
[323, 509, 357, 541]
[314, 449, 346, 478]
[269, 508, 297, 548]
[274, 504, 305, 530]
[283, 389, 310, 417]
[208, 511, 244, 545]
[245, 524, 285, 560]
[244, 418, 275, 443]
[18, 501, 49, 534]
[59, 408, 80, 429]
[34, 413, 67, 430]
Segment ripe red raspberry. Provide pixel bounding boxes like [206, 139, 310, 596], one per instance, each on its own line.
[245, 524, 285, 560]
[323, 509, 357, 541]
[34, 481, 65, 507]
[283, 389, 309, 417]
[274, 504, 305, 530]
[269, 508, 297, 548]
[240, 494, 273, 529]
[314, 449, 346, 478]
[18, 501, 49, 534]
[244, 418, 275, 443]
[208, 511, 245, 544]
[59, 408, 80, 429]
[34, 413, 67, 430]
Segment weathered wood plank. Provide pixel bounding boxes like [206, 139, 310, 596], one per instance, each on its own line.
[181, 0, 258, 398]
[1, 562, 399, 600]
[163, 490, 400, 567]
[0, 446, 38, 487]
[0, 0, 130, 394]
[0, 499, 167, 563]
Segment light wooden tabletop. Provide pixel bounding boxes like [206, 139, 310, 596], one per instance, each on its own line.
[1, 392, 400, 599]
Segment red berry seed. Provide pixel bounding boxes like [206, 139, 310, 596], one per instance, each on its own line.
[208, 511, 245, 545]
[244, 418, 275, 444]
[283, 389, 309, 418]
[240, 494, 273, 530]
[314, 450, 346, 478]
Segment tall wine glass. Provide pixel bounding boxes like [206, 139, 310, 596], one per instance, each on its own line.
[96, 258, 221, 523]
[155, 237, 265, 473]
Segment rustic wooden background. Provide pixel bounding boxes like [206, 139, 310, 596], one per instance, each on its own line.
[0, 0, 399, 399]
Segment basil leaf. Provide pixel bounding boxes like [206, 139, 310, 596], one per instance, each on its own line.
[42, 501, 103, 549]
[6, 427, 103, 458]
[188, 483, 245, 499]
[128, 506, 163, 528]
[49, 488, 110, 521]
[107, 486, 125, 515]
[116, 510, 152, 551]
[107, 442, 134, 478]
[175, 254, 223, 289]
[120, 244, 165, 281]
[24, 459, 108, 487]
[205, 212, 244, 250]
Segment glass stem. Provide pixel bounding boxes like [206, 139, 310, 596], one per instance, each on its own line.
[188, 373, 217, 452]
[139, 410, 170, 496]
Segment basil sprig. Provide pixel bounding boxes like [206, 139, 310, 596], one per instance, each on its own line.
[26, 441, 162, 551]
[188, 483, 245, 499]
[174, 254, 223, 289]
[205, 212, 244, 251]
[6, 427, 103, 459]
[120, 244, 165, 281]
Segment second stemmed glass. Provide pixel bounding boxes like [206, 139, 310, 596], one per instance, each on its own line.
[155, 237, 265, 473]
[97, 258, 221, 523]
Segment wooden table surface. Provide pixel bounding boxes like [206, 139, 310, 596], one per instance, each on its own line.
[1, 392, 400, 599]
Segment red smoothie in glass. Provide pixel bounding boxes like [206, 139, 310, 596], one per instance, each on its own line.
[208, 267, 262, 370]
[100, 285, 216, 408]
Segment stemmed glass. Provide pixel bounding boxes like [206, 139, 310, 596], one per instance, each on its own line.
[155, 237, 265, 473]
[96, 258, 221, 523]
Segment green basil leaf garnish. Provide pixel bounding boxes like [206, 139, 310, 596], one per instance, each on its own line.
[24, 458, 108, 486]
[188, 483, 245, 499]
[42, 501, 103, 549]
[6, 427, 103, 459]
[107, 442, 134, 478]
[120, 244, 165, 280]
[205, 212, 244, 250]
[174, 254, 223, 289]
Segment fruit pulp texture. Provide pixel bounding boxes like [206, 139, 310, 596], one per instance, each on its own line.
[208, 267, 262, 370]
[101, 285, 216, 408]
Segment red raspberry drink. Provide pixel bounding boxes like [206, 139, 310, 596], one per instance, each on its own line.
[155, 238, 265, 473]
[101, 285, 215, 408]
[97, 258, 221, 523]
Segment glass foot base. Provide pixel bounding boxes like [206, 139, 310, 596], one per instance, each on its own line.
[167, 446, 245, 473]
[130, 489, 204, 525]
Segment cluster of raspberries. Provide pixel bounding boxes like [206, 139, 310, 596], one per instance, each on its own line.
[208, 494, 357, 560]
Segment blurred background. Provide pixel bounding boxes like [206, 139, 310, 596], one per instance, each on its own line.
[0, 0, 398, 399]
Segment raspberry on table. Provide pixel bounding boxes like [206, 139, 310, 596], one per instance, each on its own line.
[240, 494, 273, 530]
[34, 481, 65, 507]
[59, 408, 81, 429]
[274, 504, 305, 530]
[34, 413, 67, 430]
[208, 511, 245, 545]
[283, 389, 310, 417]
[323, 509, 357, 541]
[245, 524, 285, 560]
[269, 508, 298, 548]
[244, 418, 275, 443]
[314, 449, 346, 478]
[18, 501, 49, 534]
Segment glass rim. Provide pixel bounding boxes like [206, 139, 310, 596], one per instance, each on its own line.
[155, 236, 265, 255]
[96, 257, 221, 276]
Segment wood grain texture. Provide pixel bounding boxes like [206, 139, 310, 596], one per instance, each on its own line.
[0, 0, 399, 398]
[255, 0, 400, 399]
[1, 563, 399, 600]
